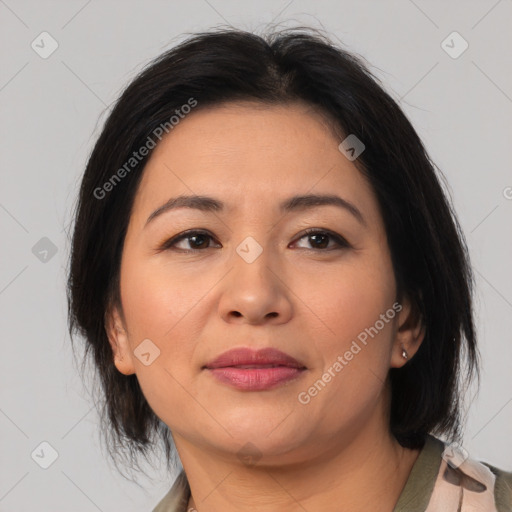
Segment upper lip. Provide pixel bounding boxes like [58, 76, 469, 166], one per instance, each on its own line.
[204, 347, 306, 369]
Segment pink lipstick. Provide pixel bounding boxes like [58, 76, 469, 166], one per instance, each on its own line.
[203, 347, 306, 391]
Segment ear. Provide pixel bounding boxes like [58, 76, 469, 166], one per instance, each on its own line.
[390, 295, 425, 369]
[104, 303, 136, 376]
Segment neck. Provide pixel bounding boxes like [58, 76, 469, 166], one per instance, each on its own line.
[175, 414, 421, 512]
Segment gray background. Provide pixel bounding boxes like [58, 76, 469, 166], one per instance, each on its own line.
[1, 0, 511, 510]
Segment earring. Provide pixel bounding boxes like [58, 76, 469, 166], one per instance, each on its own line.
[401, 346, 409, 360]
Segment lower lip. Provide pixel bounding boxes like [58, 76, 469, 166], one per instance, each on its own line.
[206, 367, 306, 390]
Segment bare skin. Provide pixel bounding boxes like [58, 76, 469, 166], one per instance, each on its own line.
[106, 101, 425, 511]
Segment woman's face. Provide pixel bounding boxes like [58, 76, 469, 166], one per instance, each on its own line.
[108, 101, 416, 465]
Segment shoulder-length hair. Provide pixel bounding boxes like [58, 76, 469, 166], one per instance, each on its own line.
[67, 27, 479, 473]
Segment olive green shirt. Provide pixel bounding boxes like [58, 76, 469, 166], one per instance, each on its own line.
[153, 435, 512, 511]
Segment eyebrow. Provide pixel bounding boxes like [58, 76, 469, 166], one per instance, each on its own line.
[145, 193, 366, 227]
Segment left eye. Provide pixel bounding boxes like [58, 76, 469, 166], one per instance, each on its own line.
[292, 229, 350, 251]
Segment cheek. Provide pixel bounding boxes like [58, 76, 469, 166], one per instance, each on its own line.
[298, 253, 397, 353]
[120, 254, 206, 342]
[118, 255, 209, 404]
[118, 257, 207, 426]
[292, 255, 397, 422]
[294, 264, 397, 427]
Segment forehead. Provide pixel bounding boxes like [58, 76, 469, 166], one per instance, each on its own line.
[130, 101, 378, 223]
[147, 101, 340, 167]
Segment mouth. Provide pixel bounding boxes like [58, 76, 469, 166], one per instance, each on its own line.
[203, 347, 307, 391]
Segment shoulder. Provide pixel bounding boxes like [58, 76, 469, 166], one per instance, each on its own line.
[430, 436, 512, 512]
[152, 471, 190, 512]
[394, 435, 511, 512]
[481, 461, 512, 512]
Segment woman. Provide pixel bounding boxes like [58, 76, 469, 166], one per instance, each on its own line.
[67, 28, 512, 511]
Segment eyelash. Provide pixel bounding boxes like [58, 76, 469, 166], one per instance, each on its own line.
[158, 228, 350, 253]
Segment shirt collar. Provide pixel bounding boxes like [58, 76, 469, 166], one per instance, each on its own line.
[153, 434, 444, 512]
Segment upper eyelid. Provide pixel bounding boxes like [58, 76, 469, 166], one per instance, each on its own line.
[293, 228, 350, 248]
[163, 228, 349, 250]
[161, 229, 219, 248]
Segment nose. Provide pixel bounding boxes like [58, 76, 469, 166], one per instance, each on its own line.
[217, 241, 293, 326]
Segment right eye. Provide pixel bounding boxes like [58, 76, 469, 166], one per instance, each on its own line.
[159, 229, 221, 253]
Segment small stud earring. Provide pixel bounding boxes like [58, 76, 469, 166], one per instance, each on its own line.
[401, 346, 409, 360]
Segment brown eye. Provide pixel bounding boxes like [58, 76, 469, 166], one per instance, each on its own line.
[160, 230, 221, 252]
[292, 229, 350, 251]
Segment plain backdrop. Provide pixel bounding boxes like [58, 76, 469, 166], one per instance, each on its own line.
[1, 1, 511, 510]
